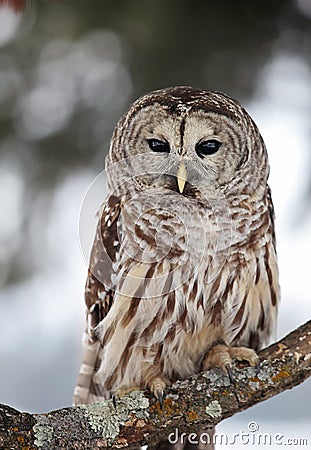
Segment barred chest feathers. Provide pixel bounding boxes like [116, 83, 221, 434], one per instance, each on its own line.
[94, 187, 277, 397]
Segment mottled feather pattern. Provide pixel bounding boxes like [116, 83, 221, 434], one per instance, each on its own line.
[73, 196, 121, 404]
[74, 87, 280, 431]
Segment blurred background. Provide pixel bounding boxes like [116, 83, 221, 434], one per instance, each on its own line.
[0, 0, 310, 448]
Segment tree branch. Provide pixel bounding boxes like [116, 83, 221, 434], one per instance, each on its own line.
[1, 321, 310, 449]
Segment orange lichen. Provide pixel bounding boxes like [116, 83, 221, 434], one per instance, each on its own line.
[249, 376, 260, 383]
[272, 370, 290, 382]
[221, 389, 231, 397]
[186, 410, 198, 422]
[17, 436, 25, 442]
[150, 397, 180, 416]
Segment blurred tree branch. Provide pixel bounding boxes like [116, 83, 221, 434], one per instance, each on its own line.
[0, 320, 310, 449]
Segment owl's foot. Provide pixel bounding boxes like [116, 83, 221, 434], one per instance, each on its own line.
[141, 361, 170, 408]
[115, 377, 168, 408]
[202, 344, 259, 381]
[149, 377, 167, 408]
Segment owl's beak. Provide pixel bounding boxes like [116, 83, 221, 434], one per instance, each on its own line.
[176, 162, 187, 193]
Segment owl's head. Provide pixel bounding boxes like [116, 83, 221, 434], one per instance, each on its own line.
[106, 87, 268, 201]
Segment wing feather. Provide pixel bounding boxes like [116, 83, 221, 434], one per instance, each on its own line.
[73, 194, 121, 405]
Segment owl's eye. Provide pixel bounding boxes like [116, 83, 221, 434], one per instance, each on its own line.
[147, 139, 170, 153]
[195, 140, 222, 158]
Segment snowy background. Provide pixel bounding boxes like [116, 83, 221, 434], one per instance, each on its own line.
[0, 1, 310, 449]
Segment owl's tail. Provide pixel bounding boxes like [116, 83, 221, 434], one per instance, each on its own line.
[73, 332, 103, 405]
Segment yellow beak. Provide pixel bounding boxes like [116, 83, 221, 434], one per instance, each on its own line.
[176, 162, 187, 193]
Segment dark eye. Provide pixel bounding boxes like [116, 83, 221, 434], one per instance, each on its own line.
[147, 139, 170, 153]
[195, 139, 222, 158]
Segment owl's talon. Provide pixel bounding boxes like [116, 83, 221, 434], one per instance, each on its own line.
[203, 343, 260, 381]
[156, 388, 164, 409]
[225, 363, 235, 383]
[112, 394, 117, 409]
[229, 346, 259, 367]
[149, 377, 167, 409]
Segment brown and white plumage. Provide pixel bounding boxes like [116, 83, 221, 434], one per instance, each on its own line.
[73, 87, 279, 412]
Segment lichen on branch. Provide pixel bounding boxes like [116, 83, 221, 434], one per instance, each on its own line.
[0, 320, 310, 450]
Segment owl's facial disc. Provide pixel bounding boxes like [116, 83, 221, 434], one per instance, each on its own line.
[114, 102, 267, 200]
[107, 88, 269, 202]
[138, 109, 238, 197]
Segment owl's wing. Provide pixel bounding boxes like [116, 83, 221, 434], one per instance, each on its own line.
[73, 194, 121, 405]
[267, 184, 276, 250]
[232, 184, 279, 352]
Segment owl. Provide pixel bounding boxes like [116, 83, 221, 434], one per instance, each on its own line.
[73, 87, 279, 414]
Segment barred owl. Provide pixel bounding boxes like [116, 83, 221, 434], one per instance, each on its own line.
[74, 87, 279, 434]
